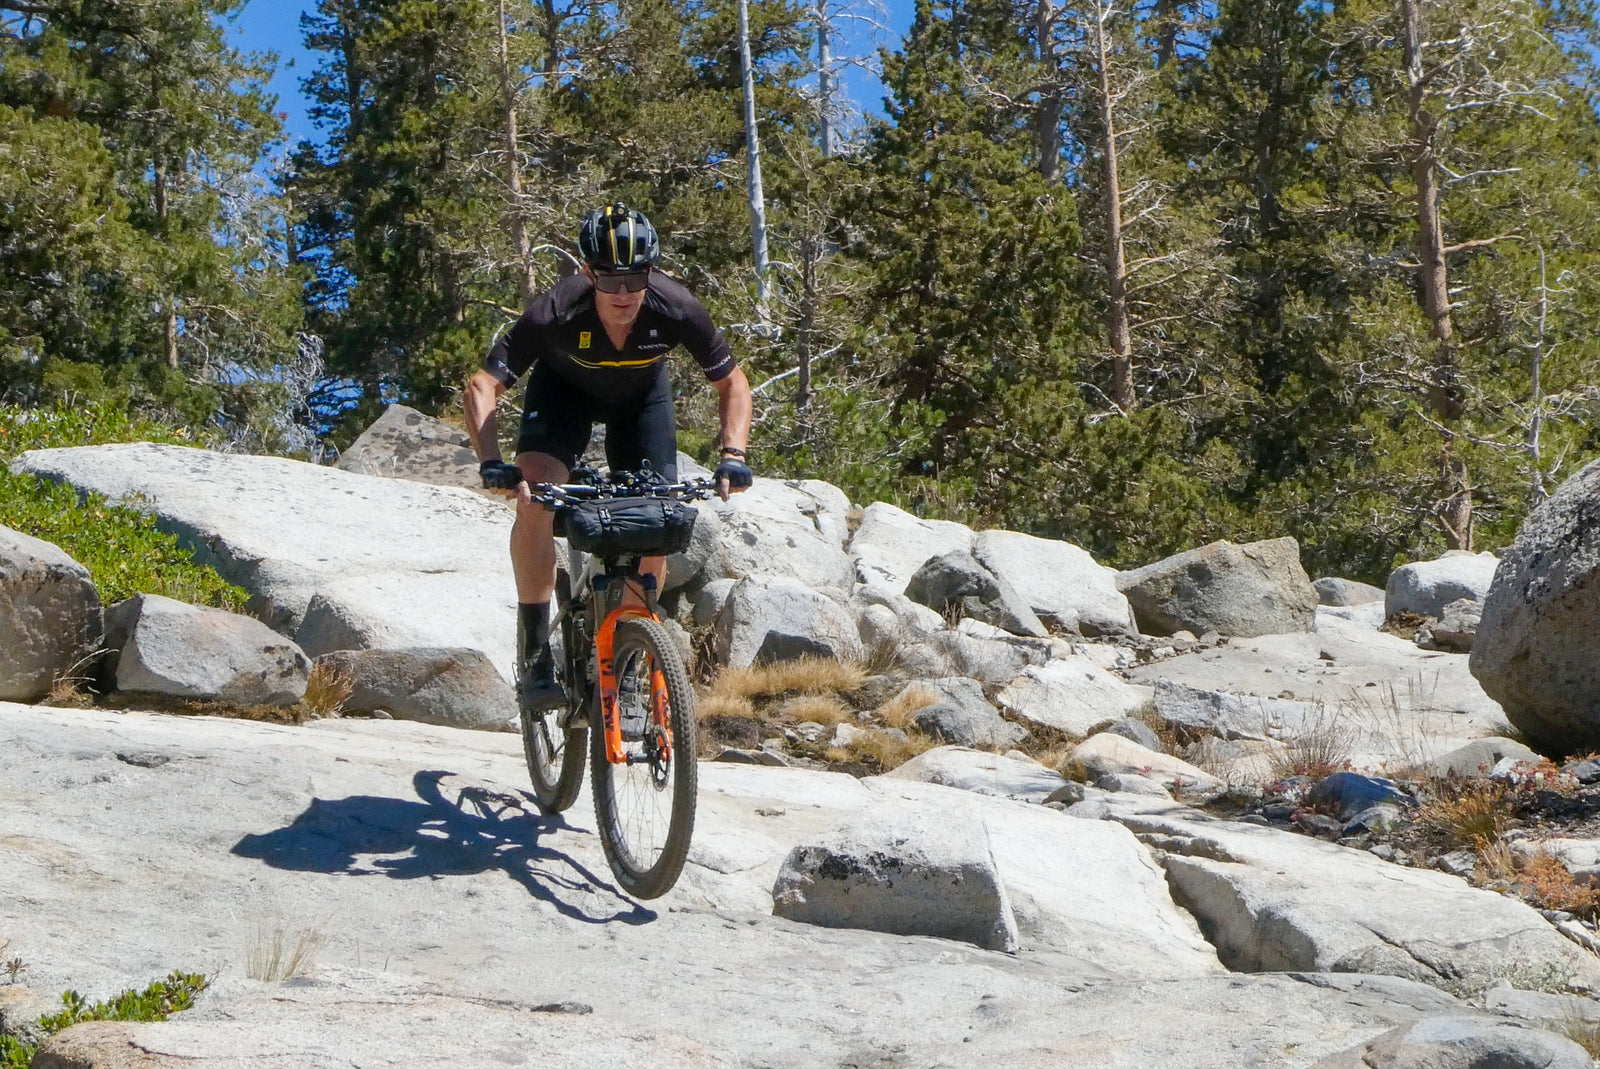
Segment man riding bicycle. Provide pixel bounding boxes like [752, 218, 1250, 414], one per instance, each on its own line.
[464, 204, 754, 713]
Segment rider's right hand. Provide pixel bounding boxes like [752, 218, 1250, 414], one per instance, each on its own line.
[480, 459, 526, 493]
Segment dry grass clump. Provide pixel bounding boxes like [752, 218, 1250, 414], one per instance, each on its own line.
[874, 685, 938, 730]
[301, 661, 355, 718]
[709, 657, 867, 701]
[1267, 705, 1358, 780]
[246, 925, 325, 982]
[1563, 1018, 1600, 1059]
[1417, 779, 1513, 851]
[775, 694, 853, 726]
[1517, 851, 1600, 917]
[826, 727, 934, 771]
[697, 692, 756, 721]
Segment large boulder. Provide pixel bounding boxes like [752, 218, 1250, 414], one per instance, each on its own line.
[0, 525, 102, 701]
[904, 550, 1046, 637]
[1096, 798, 1600, 992]
[1152, 679, 1326, 743]
[848, 502, 974, 593]
[713, 576, 862, 669]
[1471, 460, 1600, 755]
[334, 403, 480, 491]
[771, 799, 1021, 952]
[1116, 538, 1317, 638]
[106, 593, 309, 705]
[1308, 1015, 1596, 1069]
[973, 530, 1136, 636]
[12, 442, 522, 679]
[1385, 551, 1497, 619]
[316, 648, 517, 731]
[696, 479, 854, 593]
[1072, 734, 1222, 797]
[994, 657, 1152, 738]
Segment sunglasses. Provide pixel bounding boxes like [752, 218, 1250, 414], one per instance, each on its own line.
[591, 269, 651, 293]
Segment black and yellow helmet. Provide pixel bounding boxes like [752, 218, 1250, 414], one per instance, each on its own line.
[578, 204, 660, 272]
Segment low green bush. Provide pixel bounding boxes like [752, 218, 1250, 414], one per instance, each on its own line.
[0, 403, 248, 610]
[0, 971, 208, 1068]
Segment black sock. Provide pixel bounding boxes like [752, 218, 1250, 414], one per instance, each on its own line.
[519, 602, 550, 663]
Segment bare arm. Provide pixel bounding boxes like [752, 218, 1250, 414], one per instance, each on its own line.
[714, 365, 752, 455]
[464, 369, 508, 461]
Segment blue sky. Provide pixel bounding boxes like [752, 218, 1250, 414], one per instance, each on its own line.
[224, 1, 913, 148]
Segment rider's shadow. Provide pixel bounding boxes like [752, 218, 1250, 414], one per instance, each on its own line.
[231, 770, 655, 925]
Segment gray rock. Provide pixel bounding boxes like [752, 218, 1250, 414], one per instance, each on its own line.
[1307, 1014, 1596, 1069]
[1073, 734, 1223, 797]
[108, 593, 309, 705]
[1484, 979, 1600, 1024]
[11, 442, 523, 679]
[771, 800, 1021, 953]
[1471, 459, 1600, 755]
[885, 746, 1067, 803]
[691, 578, 737, 627]
[1342, 804, 1404, 834]
[1152, 679, 1326, 743]
[995, 657, 1152, 737]
[1425, 737, 1541, 779]
[713, 576, 861, 669]
[1105, 717, 1164, 753]
[890, 676, 1026, 748]
[913, 702, 1024, 749]
[700, 480, 855, 593]
[1314, 577, 1385, 607]
[334, 404, 480, 491]
[905, 550, 1047, 638]
[1109, 802, 1600, 991]
[972, 529, 1136, 636]
[1117, 537, 1318, 638]
[663, 501, 723, 593]
[0, 525, 102, 701]
[1386, 551, 1498, 619]
[317, 648, 517, 732]
[1096, 772, 1174, 798]
[848, 502, 974, 593]
[1416, 598, 1481, 653]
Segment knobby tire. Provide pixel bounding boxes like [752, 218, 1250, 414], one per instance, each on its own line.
[520, 575, 588, 813]
[590, 616, 698, 899]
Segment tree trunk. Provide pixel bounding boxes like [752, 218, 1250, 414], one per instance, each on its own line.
[1402, 0, 1470, 548]
[1095, 9, 1135, 412]
[737, 0, 771, 309]
[817, 7, 836, 157]
[1034, 0, 1063, 183]
[496, 0, 535, 302]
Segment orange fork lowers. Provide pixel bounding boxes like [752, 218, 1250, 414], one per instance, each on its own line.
[593, 603, 672, 765]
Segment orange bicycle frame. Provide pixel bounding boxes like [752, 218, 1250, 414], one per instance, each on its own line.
[593, 597, 674, 766]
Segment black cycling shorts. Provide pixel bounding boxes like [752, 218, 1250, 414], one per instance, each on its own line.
[515, 361, 678, 481]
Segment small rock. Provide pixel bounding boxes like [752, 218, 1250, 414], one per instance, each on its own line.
[1434, 850, 1477, 877]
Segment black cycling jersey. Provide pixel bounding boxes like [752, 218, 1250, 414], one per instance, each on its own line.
[484, 272, 735, 402]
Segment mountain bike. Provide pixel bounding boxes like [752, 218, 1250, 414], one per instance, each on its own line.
[518, 469, 714, 899]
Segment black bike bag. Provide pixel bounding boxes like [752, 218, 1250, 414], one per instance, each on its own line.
[558, 497, 698, 557]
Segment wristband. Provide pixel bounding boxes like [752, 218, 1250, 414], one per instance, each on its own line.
[719, 447, 746, 458]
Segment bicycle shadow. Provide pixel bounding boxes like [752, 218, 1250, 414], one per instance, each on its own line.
[231, 769, 656, 925]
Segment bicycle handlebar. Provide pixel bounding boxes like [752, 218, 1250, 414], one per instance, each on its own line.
[525, 473, 718, 509]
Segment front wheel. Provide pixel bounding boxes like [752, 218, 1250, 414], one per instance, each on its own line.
[590, 616, 698, 899]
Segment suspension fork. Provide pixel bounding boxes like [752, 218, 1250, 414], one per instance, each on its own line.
[592, 574, 671, 766]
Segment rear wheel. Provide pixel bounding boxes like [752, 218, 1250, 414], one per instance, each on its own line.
[590, 616, 698, 899]
[520, 574, 587, 813]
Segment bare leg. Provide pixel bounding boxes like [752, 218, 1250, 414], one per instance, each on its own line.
[623, 556, 668, 611]
[510, 452, 570, 604]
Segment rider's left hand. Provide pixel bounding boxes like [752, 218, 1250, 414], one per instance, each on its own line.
[714, 455, 753, 502]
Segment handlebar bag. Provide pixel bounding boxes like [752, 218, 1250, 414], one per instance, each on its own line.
[558, 496, 698, 557]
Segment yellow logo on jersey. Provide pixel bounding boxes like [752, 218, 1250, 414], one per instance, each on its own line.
[579, 331, 592, 349]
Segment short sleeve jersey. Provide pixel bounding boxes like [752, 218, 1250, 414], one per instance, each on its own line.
[483, 272, 735, 403]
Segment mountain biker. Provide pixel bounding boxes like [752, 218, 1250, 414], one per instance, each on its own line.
[464, 204, 754, 712]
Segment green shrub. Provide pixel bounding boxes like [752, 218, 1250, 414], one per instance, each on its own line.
[0, 403, 248, 609]
[0, 971, 207, 1068]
